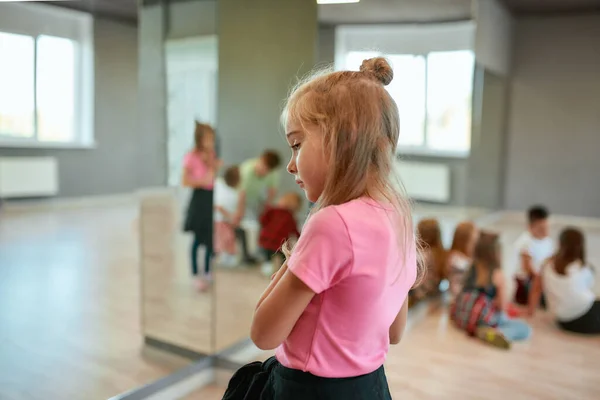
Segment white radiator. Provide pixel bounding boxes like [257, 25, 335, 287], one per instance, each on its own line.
[395, 160, 451, 203]
[0, 157, 58, 198]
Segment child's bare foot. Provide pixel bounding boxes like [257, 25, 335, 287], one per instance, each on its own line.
[195, 278, 210, 292]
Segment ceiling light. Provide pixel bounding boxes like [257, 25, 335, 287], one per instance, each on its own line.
[317, 0, 360, 4]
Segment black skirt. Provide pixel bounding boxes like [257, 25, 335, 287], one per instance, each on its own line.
[260, 358, 392, 400]
[558, 300, 600, 334]
[183, 188, 214, 250]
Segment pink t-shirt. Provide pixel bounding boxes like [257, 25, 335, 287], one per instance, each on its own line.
[183, 151, 214, 189]
[275, 197, 417, 378]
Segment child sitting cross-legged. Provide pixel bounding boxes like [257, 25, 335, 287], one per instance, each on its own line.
[214, 165, 243, 268]
[451, 232, 532, 349]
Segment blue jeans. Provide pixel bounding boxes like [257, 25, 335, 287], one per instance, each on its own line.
[495, 312, 532, 341]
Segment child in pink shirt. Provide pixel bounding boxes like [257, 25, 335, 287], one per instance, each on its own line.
[242, 58, 422, 399]
[182, 122, 221, 291]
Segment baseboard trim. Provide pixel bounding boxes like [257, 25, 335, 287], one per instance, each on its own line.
[109, 356, 214, 400]
[483, 210, 600, 230]
[2, 192, 137, 213]
[144, 336, 210, 361]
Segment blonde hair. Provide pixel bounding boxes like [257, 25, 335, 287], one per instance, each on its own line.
[281, 57, 424, 285]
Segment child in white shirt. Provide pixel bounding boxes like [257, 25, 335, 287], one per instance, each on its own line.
[214, 166, 242, 267]
[514, 205, 555, 305]
[529, 228, 599, 335]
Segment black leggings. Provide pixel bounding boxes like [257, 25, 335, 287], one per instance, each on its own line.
[191, 234, 212, 276]
[558, 300, 600, 335]
[235, 227, 255, 262]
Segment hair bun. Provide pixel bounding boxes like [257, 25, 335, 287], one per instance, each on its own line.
[359, 57, 393, 86]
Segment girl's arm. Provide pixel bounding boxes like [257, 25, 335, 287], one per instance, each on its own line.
[389, 298, 408, 345]
[492, 269, 508, 311]
[251, 207, 351, 351]
[214, 205, 233, 222]
[232, 191, 246, 227]
[251, 267, 315, 350]
[528, 269, 544, 316]
[256, 262, 288, 310]
[182, 166, 215, 188]
[521, 252, 535, 277]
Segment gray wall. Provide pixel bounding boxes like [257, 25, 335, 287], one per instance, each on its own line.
[138, 5, 169, 188]
[504, 14, 600, 217]
[217, 0, 318, 193]
[317, 25, 335, 66]
[167, 0, 217, 39]
[0, 18, 143, 197]
[466, 66, 509, 209]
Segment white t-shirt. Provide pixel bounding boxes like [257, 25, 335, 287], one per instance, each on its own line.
[542, 260, 595, 321]
[214, 178, 239, 223]
[514, 231, 555, 278]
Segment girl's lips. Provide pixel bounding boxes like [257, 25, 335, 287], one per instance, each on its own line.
[296, 180, 304, 188]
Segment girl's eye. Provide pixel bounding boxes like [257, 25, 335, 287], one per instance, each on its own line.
[291, 143, 301, 150]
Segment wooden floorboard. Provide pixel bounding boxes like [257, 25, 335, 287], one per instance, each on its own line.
[2, 204, 599, 399]
[0, 205, 189, 400]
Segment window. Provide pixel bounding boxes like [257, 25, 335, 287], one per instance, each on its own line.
[0, 3, 93, 148]
[426, 51, 474, 153]
[0, 32, 35, 139]
[335, 22, 476, 157]
[341, 50, 474, 156]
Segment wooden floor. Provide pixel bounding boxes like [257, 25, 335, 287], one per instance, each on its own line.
[191, 307, 600, 399]
[194, 211, 600, 399]
[0, 205, 190, 400]
[142, 231, 213, 355]
[2, 202, 600, 399]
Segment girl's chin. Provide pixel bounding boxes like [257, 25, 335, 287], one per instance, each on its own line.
[305, 190, 319, 204]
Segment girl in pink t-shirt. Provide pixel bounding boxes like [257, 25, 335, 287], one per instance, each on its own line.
[244, 58, 423, 399]
[182, 122, 221, 291]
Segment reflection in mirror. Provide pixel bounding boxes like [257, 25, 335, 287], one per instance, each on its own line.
[140, 188, 213, 355]
[212, 0, 318, 360]
[139, 0, 217, 358]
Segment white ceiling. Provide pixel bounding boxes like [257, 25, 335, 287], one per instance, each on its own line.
[45, 0, 600, 24]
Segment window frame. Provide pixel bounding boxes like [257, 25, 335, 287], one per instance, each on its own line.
[0, 2, 94, 149]
[335, 23, 475, 159]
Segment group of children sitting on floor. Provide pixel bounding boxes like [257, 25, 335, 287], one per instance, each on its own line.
[413, 205, 599, 349]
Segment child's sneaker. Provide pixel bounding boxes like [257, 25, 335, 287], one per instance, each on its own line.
[476, 326, 511, 350]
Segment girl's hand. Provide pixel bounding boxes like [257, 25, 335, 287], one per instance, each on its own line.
[232, 212, 243, 227]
